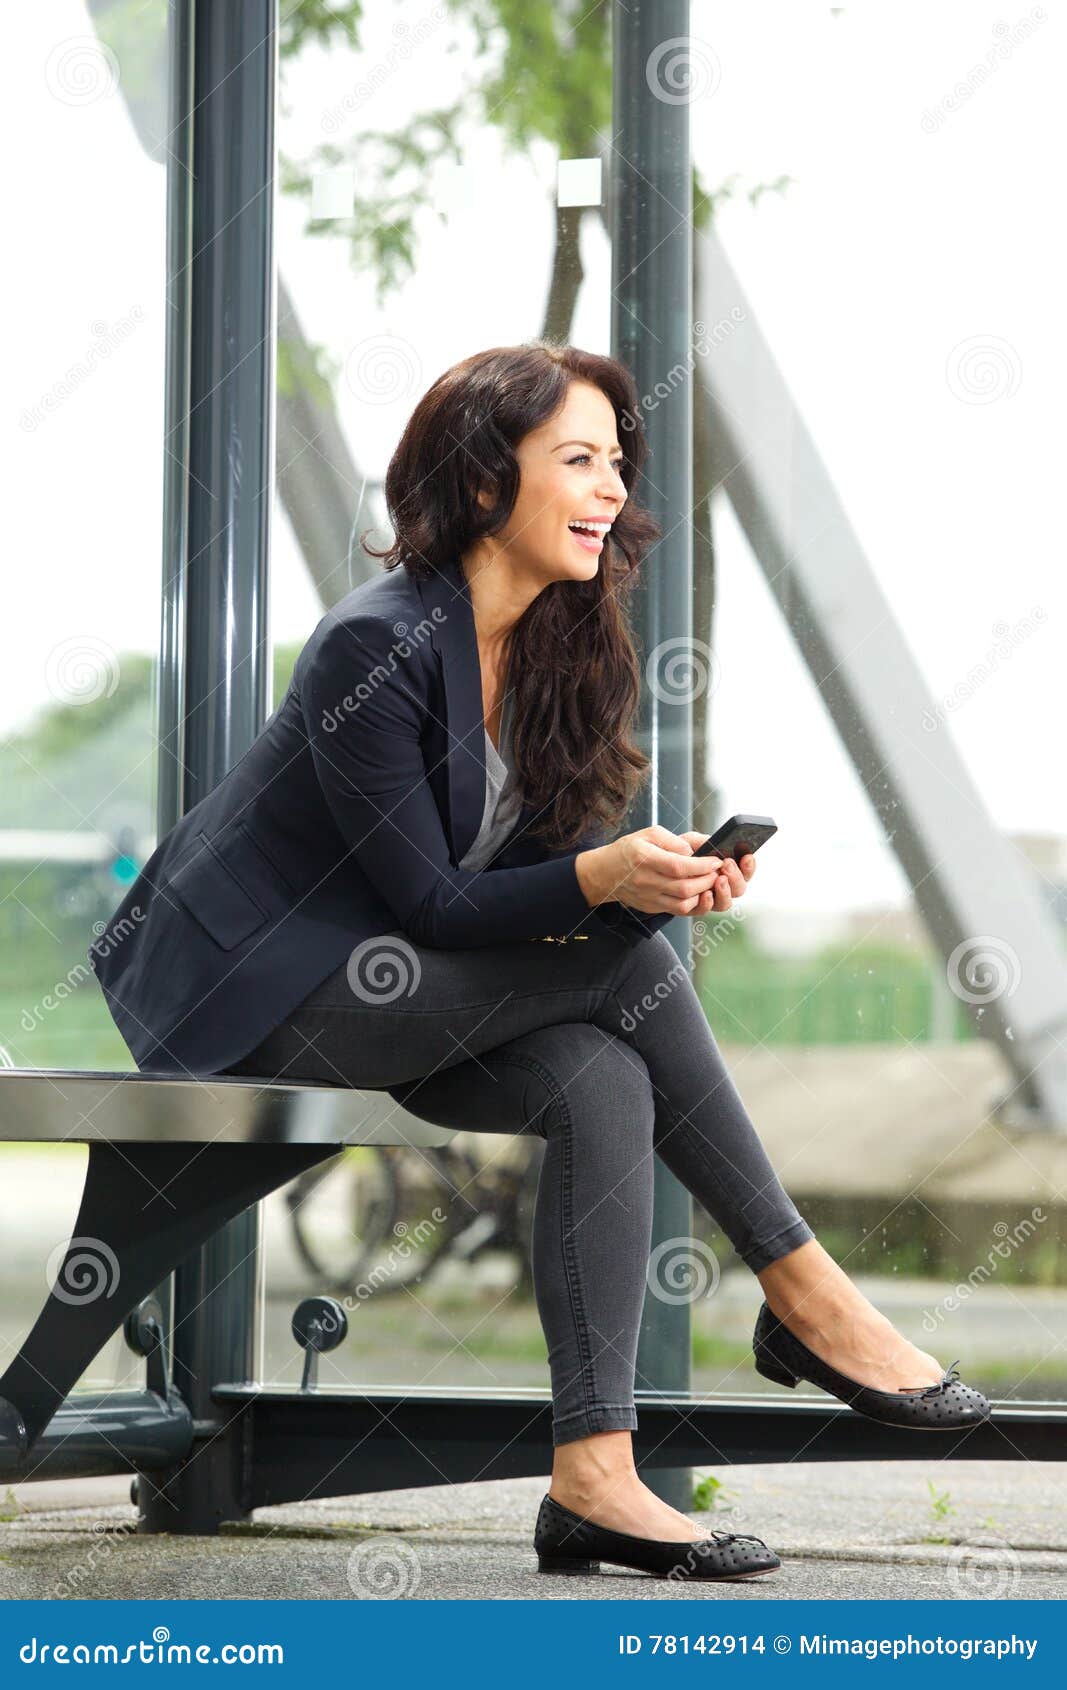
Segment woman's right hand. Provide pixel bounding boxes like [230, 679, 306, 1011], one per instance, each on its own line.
[575, 825, 725, 918]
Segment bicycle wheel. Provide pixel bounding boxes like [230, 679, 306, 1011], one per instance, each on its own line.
[286, 1146, 401, 1289]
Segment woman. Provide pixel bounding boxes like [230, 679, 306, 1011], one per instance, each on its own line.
[90, 341, 989, 1583]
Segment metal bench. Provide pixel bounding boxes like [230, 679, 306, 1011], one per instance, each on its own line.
[2, 1067, 1062, 1536]
[0, 1068, 452, 1504]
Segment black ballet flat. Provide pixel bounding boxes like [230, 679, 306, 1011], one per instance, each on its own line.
[533, 1492, 780, 1581]
[752, 1299, 991, 1429]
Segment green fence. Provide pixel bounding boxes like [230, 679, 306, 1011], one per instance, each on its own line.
[696, 939, 973, 1045]
[0, 864, 979, 1067]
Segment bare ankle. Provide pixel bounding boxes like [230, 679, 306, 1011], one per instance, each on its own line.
[759, 1243, 855, 1326]
[551, 1431, 639, 1502]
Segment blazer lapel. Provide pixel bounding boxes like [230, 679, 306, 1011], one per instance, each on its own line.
[415, 556, 487, 863]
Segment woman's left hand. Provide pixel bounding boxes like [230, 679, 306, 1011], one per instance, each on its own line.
[680, 835, 755, 915]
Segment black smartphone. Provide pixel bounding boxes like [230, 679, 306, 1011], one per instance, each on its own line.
[692, 812, 777, 861]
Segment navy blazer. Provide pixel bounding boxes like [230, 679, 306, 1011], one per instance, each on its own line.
[87, 555, 673, 1077]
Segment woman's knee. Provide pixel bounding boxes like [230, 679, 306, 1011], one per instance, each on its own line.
[612, 929, 698, 1031]
[502, 1023, 656, 1142]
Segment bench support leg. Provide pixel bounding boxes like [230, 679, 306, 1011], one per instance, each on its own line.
[0, 1140, 338, 1459]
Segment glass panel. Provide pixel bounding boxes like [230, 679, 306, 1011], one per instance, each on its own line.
[686, 4, 1065, 1406]
[262, 1, 612, 1394]
[1, 3, 170, 1392]
[261, 4, 1065, 1423]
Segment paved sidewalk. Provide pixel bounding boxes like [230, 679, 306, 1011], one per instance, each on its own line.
[1, 1460, 1064, 1601]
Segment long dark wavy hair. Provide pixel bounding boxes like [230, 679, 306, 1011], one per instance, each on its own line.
[362, 341, 662, 850]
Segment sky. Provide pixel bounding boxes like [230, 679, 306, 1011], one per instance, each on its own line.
[5, 0, 1064, 928]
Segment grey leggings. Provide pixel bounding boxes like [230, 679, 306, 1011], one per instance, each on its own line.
[220, 922, 814, 1446]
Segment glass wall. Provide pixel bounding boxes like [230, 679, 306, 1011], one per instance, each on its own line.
[261, 0, 617, 1393]
[9, 2, 1059, 1432]
[261, 2, 1066, 1415]
[681, 4, 1065, 1406]
[2, 0, 170, 1391]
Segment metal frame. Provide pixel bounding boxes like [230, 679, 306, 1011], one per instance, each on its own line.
[611, 0, 696, 1509]
[4, 0, 1064, 1536]
[142, 0, 279, 1532]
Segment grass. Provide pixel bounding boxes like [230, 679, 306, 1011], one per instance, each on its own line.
[691, 1332, 760, 1371]
[691, 1473, 729, 1512]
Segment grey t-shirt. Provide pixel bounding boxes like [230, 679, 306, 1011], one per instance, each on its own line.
[458, 684, 525, 872]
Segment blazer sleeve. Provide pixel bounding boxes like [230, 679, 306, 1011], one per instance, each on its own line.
[550, 831, 677, 947]
[300, 615, 598, 948]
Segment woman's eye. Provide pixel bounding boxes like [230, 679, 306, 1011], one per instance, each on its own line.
[568, 454, 625, 470]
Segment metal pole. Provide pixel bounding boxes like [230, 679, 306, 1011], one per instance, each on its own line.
[142, 0, 277, 1534]
[611, 0, 695, 1510]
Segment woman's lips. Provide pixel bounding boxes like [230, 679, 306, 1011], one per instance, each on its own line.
[570, 528, 604, 553]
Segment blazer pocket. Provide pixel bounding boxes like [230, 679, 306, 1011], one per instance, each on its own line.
[236, 819, 299, 896]
[168, 830, 270, 951]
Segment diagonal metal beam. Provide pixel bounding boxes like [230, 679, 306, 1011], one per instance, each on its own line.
[695, 227, 1067, 1133]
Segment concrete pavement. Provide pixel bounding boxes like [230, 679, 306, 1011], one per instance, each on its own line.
[1, 1459, 1065, 1601]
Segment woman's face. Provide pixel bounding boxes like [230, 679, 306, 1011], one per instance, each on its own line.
[487, 380, 629, 586]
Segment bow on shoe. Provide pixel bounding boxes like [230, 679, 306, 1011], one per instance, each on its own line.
[706, 1530, 769, 1547]
[899, 1359, 961, 1397]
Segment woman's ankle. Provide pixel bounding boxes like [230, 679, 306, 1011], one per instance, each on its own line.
[758, 1242, 854, 1327]
[550, 1431, 639, 1504]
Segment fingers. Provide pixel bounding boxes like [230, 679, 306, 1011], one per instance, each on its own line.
[720, 857, 746, 897]
[703, 857, 748, 914]
[675, 886, 717, 917]
[637, 834, 754, 917]
[647, 825, 700, 856]
[643, 841, 721, 882]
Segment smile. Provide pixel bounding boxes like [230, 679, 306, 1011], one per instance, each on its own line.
[568, 519, 611, 553]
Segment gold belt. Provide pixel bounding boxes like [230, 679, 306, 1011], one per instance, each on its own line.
[528, 933, 590, 944]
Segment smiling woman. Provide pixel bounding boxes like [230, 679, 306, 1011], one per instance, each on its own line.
[360, 342, 663, 853]
[91, 337, 989, 1584]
